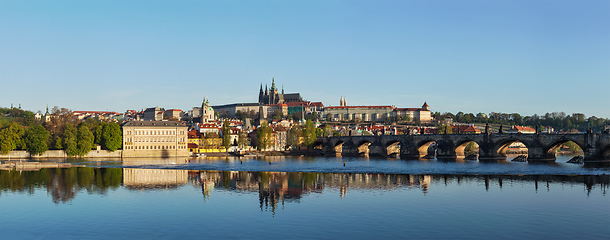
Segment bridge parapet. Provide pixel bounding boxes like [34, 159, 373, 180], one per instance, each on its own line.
[322, 133, 610, 162]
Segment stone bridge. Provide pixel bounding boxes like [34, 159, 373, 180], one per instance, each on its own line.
[314, 133, 610, 163]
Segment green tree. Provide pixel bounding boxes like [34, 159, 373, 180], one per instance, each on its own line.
[256, 121, 273, 150]
[272, 109, 283, 120]
[24, 125, 49, 155]
[237, 131, 249, 149]
[288, 125, 303, 148]
[54, 136, 63, 150]
[402, 115, 411, 122]
[102, 122, 122, 151]
[0, 122, 25, 155]
[235, 110, 244, 121]
[221, 119, 231, 150]
[303, 119, 317, 148]
[76, 123, 94, 156]
[437, 124, 453, 134]
[464, 141, 477, 155]
[63, 123, 78, 156]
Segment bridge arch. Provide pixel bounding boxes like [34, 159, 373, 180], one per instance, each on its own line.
[544, 140, 584, 160]
[454, 139, 480, 159]
[311, 140, 324, 150]
[333, 140, 345, 154]
[493, 139, 531, 159]
[415, 139, 437, 159]
[385, 140, 401, 157]
[602, 145, 610, 159]
[356, 140, 372, 155]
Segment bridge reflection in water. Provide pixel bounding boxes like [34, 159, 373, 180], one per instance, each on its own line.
[316, 133, 610, 163]
[188, 170, 609, 212]
[1, 168, 607, 205]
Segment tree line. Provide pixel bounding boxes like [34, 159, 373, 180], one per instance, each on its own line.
[0, 107, 122, 156]
[434, 111, 610, 132]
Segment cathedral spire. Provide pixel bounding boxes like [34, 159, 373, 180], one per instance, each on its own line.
[282, 84, 284, 95]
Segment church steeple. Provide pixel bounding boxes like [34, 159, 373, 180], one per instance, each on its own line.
[259, 83, 264, 104]
[270, 78, 277, 91]
[282, 84, 284, 95]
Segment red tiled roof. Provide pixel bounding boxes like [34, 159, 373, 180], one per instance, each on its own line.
[394, 108, 424, 111]
[73, 111, 120, 115]
[325, 106, 395, 110]
[513, 126, 535, 132]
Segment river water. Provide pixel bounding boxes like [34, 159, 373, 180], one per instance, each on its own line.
[1, 155, 608, 239]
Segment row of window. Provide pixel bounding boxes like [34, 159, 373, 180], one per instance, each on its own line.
[125, 130, 186, 136]
[128, 137, 177, 143]
[125, 145, 187, 150]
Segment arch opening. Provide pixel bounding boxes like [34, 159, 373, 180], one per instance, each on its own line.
[546, 140, 584, 162]
[495, 140, 529, 161]
[312, 141, 323, 150]
[417, 140, 437, 159]
[357, 141, 372, 156]
[333, 141, 345, 154]
[386, 140, 401, 157]
[455, 140, 480, 160]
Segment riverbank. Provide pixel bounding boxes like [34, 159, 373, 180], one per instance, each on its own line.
[204, 150, 324, 157]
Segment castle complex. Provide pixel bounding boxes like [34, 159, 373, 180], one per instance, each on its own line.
[258, 78, 303, 105]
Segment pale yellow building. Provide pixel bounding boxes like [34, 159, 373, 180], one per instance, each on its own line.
[122, 121, 189, 157]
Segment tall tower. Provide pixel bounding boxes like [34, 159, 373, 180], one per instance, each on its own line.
[259, 84, 264, 104]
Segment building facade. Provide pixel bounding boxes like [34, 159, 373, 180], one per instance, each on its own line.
[324, 99, 432, 123]
[122, 121, 189, 157]
[191, 98, 215, 123]
[142, 107, 164, 121]
[258, 78, 303, 105]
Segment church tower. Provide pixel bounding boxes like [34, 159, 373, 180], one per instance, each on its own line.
[259, 84, 264, 104]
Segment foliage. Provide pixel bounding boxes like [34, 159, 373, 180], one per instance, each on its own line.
[76, 123, 95, 156]
[302, 119, 317, 148]
[443, 111, 610, 133]
[44, 107, 79, 144]
[237, 131, 249, 149]
[288, 125, 303, 148]
[272, 110, 283, 120]
[437, 124, 453, 134]
[101, 122, 122, 151]
[63, 123, 78, 156]
[54, 136, 62, 150]
[464, 142, 477, 155]
[256, 121, 273, 150]
[235, 110, 244, 121]
[0, 107, 37, 126]
[222, 119, 231, 150]
[24, 125, 50, 155]
[0, 122, 25, 155]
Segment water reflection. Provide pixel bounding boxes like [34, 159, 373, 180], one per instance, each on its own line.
[123, 168, 188, 190]
[1, 168, 608, 205]
[0, 168, 121, 204]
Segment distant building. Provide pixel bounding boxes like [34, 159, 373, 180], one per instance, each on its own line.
[142, 107, 164, 121]
[191, 98, 215, 123]
[258, 78, 303, 105]
[451, 125, 482, 134]
[164, 109, 184, 120]
[393, 102, 432, 122]
[121, 121, 189, 157]
[506, 126, 536, 134]
[324, 98, 431, 123]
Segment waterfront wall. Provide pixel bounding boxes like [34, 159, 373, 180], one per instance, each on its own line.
[0, 149, 190, 159]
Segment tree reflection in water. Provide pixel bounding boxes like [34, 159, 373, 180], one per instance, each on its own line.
[0, 168, 122, 204]
[1, 168, 608, 205]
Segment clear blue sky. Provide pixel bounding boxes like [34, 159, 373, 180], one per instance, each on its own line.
[1, 0, 608, 118]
